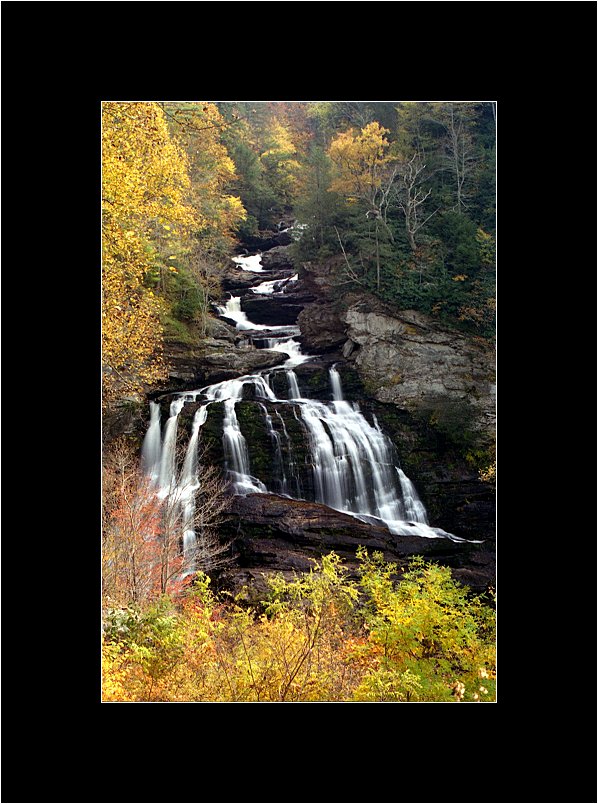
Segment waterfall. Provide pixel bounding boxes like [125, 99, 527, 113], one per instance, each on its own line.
[215, 295, 263, 331]
[178, 405, 209, 570]
[232, 253, 264, 272]
[181, 405, 209, 486]
[275, 410, 302, 498]
[141, 401, 162, 482]
[157, 398, 185, 496]
[287, 370, 302, 399]
[397, 468, 429, 525]
[203, 377, 269, 494]
[330, 366, 344, 401]
[259, 403, 288, 495]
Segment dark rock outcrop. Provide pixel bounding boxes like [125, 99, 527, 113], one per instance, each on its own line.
[238, 228, 293, 252]
[198, 348, 288, 382]
[240, 295, 304, 326]
[220, 493, 495, 596]
[297, 302, 347, 353]
[220, 267, 262, 293]
[260, 245, 294, 270]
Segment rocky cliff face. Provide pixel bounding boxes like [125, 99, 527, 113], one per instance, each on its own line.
[343, 302, 495, 437]
[297, 259, 495, 438]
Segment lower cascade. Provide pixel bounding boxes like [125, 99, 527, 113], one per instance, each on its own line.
[141, 251, 475, 548]
[141, 368, 470, 543]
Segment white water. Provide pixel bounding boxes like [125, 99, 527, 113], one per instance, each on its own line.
[287, 370, 302, 399]
[397, 467, 429, 525]
[216, 295, 273, 331]
[157, 398, 185, 496]
[141, 401, 162, 482]
[178, 405, 209, 569]
[268, 338, 311, 367]
[251, 274, 298, 295]
[232, 253, 264, 272]
[250, 278, 281, 295]
[330, 366, 344, 402]
[203, 376, 272, 494]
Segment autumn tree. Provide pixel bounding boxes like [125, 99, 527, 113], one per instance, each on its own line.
[328, 122, 399, 290]
[102, 437, 180, 606]
[101, 102, 197, 404]
[102, 436, 231, 608]
[219, 102, 308, 231]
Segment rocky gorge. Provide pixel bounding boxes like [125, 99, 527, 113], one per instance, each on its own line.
[114, 226, 496, 596]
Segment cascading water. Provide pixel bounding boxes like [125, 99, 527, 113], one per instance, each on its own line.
[268, 338, 309, 367]
[141, 249, 473, 559]
[287, 370, 302, 399]
[203, 376, 272, 494]
[179, 405, 209, 569]
[158, 398, 185, 496]
[258, 402, 288, 495]
[232, 253, 264, 272]
[141, 401, 162, 481]
[330, 365, 344, 402]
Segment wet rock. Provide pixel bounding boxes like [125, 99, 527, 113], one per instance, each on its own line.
[221, 493, 495, 594]
[220, 267, 262, 293]
[240, 295, 304, 326]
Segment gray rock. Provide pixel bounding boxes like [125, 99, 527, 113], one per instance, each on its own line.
[342, 339, 355, 358]
[343, 305, 495, 435]
[297, 303, 346, 353]
[260, 245, 294, 270]
[200, 348, 288, 376]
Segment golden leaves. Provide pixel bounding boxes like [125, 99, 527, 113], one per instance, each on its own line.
[102, 102, 197, 403]
[328, 122, 393, 200]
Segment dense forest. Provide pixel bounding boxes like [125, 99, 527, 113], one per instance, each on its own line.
[102, 100, 496, 703]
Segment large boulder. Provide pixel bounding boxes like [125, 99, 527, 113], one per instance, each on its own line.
[220, 266, 262, 293]
[260, 245, 294, 271]
[198, 347, 288, 382]
[297, 303, 347, 353]
[240, 294, 304, 326]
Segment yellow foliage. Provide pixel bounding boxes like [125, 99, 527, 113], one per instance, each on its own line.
[328, 122, 394, 205]
[101, 553, 495, 703]
[165, 102, 246, 249]
[102, 101, 199, 403]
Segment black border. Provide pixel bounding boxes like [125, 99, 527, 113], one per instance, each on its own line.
[3, 4, 597, 804]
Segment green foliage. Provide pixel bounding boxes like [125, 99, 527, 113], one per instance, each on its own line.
[354, 550, 495, 702]
[288, 102, 495, 339]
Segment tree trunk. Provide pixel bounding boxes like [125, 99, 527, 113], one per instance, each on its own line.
[375, 221, 381, 292]
[407, 225, 417, 252]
